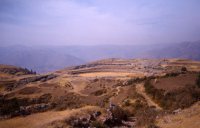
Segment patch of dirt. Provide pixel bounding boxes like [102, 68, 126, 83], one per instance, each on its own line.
[152, 73, 198, 91]
[38, 83, 57, 88]
[18, 87, 41, 95]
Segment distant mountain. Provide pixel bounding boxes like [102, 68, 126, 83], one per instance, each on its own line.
[0, 41, 200, 72]
[0, 46, 85, 73]
[144, 41, 200, 60]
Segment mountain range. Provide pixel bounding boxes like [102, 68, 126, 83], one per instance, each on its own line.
[0, 41, 200, 72]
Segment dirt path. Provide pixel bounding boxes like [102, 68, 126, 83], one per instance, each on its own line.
[115, 86, 121, 95]
[136, 83, 162, 110]
[69, 80, 89, 97]
[109, 86, 121, 104]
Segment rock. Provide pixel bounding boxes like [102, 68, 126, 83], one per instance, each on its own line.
[70, 115, 91, 128]
[93, 111, 101, 118]
[18, 103, 50, 116]
[122, 120, 136, 127]
[172, 108, 182, 115]
[102, 104, 129, 127]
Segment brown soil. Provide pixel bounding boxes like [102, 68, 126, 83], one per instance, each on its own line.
[151, 73, 198, 91]
[18, 87, 41, 95]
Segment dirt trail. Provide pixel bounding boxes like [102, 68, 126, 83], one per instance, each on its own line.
[136, 83, 162, 110]
[70, 80, 89, 97]
[115, 86, 121, 95]
[110, 86, 121, 103]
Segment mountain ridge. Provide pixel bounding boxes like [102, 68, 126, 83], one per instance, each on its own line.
[0, 41, 200, 72]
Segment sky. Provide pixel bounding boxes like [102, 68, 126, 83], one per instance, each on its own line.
[0, 0, 200, 46]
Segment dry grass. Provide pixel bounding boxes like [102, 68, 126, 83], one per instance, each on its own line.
[0, 73, 13, 78]
[0, 106, 100, 128]
[78, 72, 143, 78]
[157, 102, 200, 128]
[136, 83, 162, 110]
[152, 73, 197, 91]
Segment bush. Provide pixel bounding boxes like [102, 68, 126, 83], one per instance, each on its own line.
[132, 99, 147, 111]
[111, 105, 128, 121]
[123, 99, 131, 107]
[66, 116, 90, 128]
[165, 72, 180, 77]
[196, 73, 200, 88]
[0, 98, 20, 116]
[91, 121, 107, 128]
[91, 89, 107, 96]
[181, 67, 187, 72]
[135, 108, 158, 127]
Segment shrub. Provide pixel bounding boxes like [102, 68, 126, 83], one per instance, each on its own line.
[123, 99, 131, 107]
[132, 99, 146, 111]
[165, 72, 180, 77]
[111, 106, 128, 121]
[91, 89, 107, 96]
[196, 73, 200, 88]
[135, 108, 158, 127]
[66, 115, 89, 128]
[0, 98, 20, 116]
[91, 121, 107, 128]
[181, 67, 187, 72]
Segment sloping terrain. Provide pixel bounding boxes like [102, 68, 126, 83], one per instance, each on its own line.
[0, 58, 200, 128]
[0, 106, 100, 128]
[157, 102, 200, 128]
[136, 83, 162, 110]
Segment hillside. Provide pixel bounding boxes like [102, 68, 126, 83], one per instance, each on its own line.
[0, 58, 200, 128]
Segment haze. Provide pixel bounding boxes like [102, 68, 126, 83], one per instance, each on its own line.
[1, 0, 200, 46]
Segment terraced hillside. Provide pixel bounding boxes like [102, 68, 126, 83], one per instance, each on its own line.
[0, 59, 200, 128]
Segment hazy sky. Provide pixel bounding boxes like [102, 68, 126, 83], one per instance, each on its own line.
[0, 0, 200, 45]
